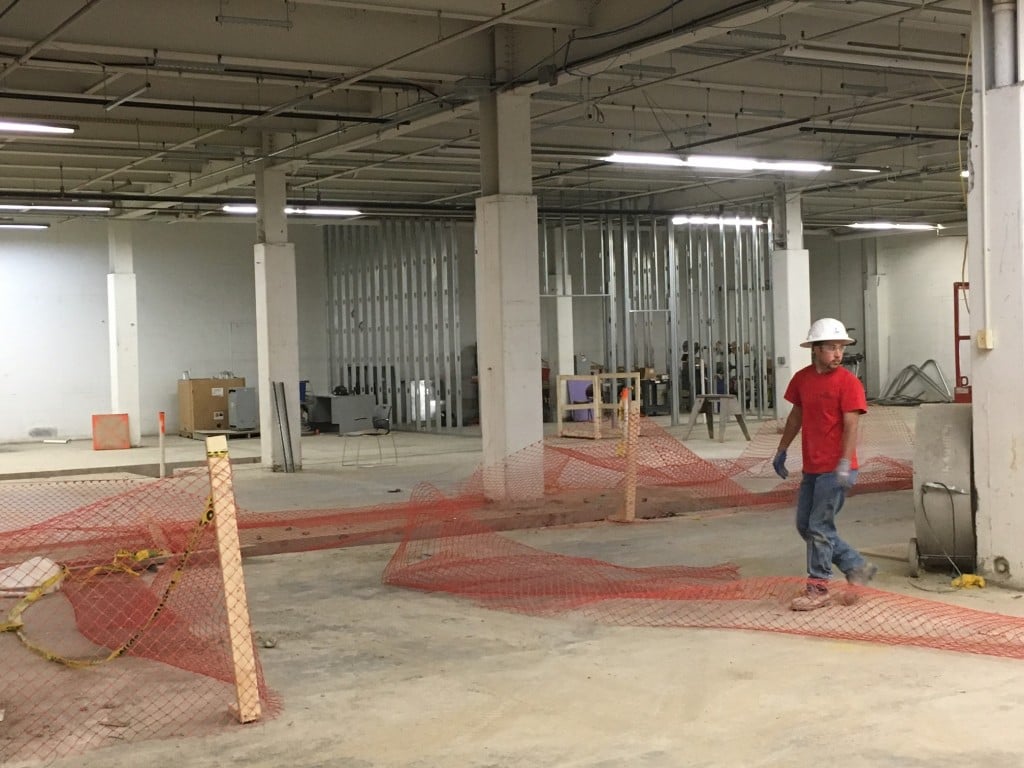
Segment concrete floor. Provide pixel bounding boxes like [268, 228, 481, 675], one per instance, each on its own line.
[6, 414, 1024, 767]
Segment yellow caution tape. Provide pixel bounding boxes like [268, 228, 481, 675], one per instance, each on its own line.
[2, 496, 216, 668]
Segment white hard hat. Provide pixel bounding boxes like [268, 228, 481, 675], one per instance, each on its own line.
[801, 318, 854, 348]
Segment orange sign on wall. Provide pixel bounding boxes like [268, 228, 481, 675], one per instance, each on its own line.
[92, 413, 130, 450]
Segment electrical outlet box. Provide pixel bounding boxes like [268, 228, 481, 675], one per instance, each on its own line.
[977, 328, 995, 349]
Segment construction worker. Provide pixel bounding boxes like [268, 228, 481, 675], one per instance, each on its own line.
[772, 318, 876, 610]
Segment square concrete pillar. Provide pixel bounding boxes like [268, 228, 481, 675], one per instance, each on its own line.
[475, 194, 543, 500]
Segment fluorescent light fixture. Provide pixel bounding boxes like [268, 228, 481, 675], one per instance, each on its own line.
[849, 168, 882, 174]
[673, 215, 763, 226]
[683, 155, 832, 173]
[848, 222, 943, 231]
[841, 82, 885, 96]
[286, 206, 362, 217]
[960, 169, 970, 178]
[0, 203, 110, 212]
[726, 29, 787, 42]
[216, 13, 292, 29]
[602, 152, 831, 173]
[222, 204, 362, 217]
[0, 120, 75, 135]
[739, 107, 785, 118]
[619, 63, 677, 76]
[602, 151, 685, 167]
[783, 44, 964, 75]
[0, 223, 49, 230]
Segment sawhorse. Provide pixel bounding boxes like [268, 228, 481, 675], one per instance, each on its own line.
[683, 394, 751, 442]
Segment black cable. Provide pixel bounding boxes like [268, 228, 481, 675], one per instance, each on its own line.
[572, 0, 687, 41]
[561, 1, 686, 79]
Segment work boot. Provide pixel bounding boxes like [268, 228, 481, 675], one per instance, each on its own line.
[846, 562, 878, 586]
[790, 584, 831, 611]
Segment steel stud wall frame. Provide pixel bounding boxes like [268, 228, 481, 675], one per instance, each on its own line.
[325, 220, 463, 432]
[539, 214, 773, 426]
[675, 220, 774, 422]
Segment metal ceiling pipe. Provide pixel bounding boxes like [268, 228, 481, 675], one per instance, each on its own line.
[992, 0, 1018, 86]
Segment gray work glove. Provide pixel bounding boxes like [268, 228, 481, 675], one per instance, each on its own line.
[835, 458, 852, 489]
[772, 450, 789, 480]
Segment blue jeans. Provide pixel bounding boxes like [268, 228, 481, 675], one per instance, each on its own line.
[796, 470, 865, 581]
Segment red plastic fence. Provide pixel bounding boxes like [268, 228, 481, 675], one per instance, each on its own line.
[0, 407, 922, 764]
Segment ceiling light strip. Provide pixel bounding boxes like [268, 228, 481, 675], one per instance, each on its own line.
[222, 204, 362, 217]
[848, 222, 943, 231]
[0, 204, 110, 212]
[602, 152, 831, 173]
[0, 120, 75, 134]
[673, 215, 763, 227]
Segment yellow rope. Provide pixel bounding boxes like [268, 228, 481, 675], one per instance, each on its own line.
[1, 496, 215, 668]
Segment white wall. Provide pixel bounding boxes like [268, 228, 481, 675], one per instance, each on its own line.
[807, 232, 966, 398]
[0, 220, 327, 442]
[875, 232, 966, 395]
[806, 235, 866, 354]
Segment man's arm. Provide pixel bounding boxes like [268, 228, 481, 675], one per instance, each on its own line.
[840, 411, 860, 461]
[777, 406, 803, 453]
[834, 411, 861, 488]
[772, 406, 802, 479]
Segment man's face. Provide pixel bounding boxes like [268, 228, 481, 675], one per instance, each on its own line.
[812, 341, 846, 372]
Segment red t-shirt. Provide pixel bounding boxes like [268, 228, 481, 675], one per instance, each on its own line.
[784, 365, 867, 474]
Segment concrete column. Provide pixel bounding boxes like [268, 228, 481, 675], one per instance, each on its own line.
[479, 91, 532, 196]
[555, 273, 575, 385]
[476, 89, 543, 500]
[476, 195, 543, 499]
[967, 0, 1024, 585]
[771, 188, 810, 419]
[861, 241, 889, 399]
[770, 250, 811, 420]
[772, 184, 804, 251]
[106, 221, 141, 446]
[254, 155, 301, 470]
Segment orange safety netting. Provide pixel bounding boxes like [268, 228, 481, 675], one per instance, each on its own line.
[385, 506, 1024, 660]
[0, 468, 277, 766]
[0, 406, 932, 764]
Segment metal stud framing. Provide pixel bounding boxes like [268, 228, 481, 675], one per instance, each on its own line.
[325, 220, 462, 432]
[675, 220, 774, 421]
[539, 214, 774, 426]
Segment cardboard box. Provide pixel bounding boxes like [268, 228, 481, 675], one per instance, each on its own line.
[178, 377, 245, 436]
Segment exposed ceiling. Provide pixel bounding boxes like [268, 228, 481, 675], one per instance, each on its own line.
[0, 0, 973, 234]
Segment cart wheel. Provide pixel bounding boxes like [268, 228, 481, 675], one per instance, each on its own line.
[908, 537, 920, 578]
